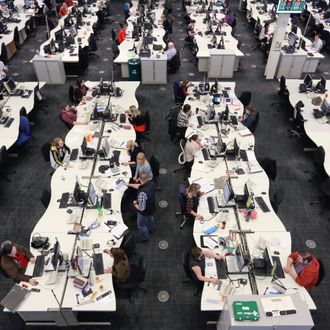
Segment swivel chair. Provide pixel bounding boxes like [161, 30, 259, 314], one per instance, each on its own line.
[270, 188, 284, 214]
[120, 230, 136, 258]
[175, 183, 189, 229]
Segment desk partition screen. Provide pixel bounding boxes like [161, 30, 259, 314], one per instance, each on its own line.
[276, 0, 306, 14]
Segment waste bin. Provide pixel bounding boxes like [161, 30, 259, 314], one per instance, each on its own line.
[128, 58, 141, 81]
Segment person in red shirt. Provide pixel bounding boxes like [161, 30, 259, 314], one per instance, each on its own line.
[284, 251, 320, 291]
[60, 104, 88, 127]
[118, 23, 127, 44]
[0, 241, 38, 285]
[64, 0, 76, 7]
[59, 3, 68, 17]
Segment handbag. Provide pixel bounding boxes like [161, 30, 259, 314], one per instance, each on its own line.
[31, 234, 49, 249]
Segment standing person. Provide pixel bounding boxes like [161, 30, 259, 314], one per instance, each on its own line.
[118, 23, 127, 44]
[50, 137, 71, 169]
[186, 183, 205, 221]
[184, 134, 202, 178]
[0, 240, 38, 285]
[127, 105, 147, 142]
[176, 103, 193, 138]
[133, 172, 156, 241]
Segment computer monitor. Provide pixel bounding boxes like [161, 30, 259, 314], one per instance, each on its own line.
[300, 38, 306, 50]
[235, 244, 248, 273]
[321, 99, 330, 114]
[233, 138, 240, 158]
[223, 105, 229, 121]
[51, 240, 61, 271]
[288, 32, 298, 47]
[218, 36, 225, 49]
[223, 181, 234, 204]
[102, 138, 111, 158]
[87, 183, 97, 206]
[303, 74, 313, 88]
[319, 75, 326, 91]
[54, 29, 63, 41]
[73, 177, 85, 203]
[3, 77, 17, 94]
[81, 136, 88, 155]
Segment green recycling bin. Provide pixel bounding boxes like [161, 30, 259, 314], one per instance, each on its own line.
[128, 58, 141, 81]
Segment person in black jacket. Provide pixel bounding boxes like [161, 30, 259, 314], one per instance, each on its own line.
[133, 171, 156, 241]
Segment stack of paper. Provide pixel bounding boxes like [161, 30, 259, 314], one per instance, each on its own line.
[239, 128, 252, 137]
[192, 177, 214, 194]
[111, 223, 128, 239]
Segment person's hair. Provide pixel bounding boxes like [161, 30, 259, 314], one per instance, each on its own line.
[76, 79, 84, 88]
[245, 105, 257, 118]
[110, 248, 127, 265]
[181, 79, 190, 87]
[129, 105, 141, 118]
[136, 152, 146, 162]
[126, 140, 137, 150]
[60, 104, 69, 112]
[264, 22, 269, 34]
[1, 241, 13, 255]
[52, 137, 64, 148]
[191, 247, 202, 259]
[189, 134, 198, 142]
[315, 34, 320, 38]
[190, 19, 196, 23]
[183, 104, 191, 113]
[186, 183, 201, 198]
[120, 22, 127, 28]
[139, 171, 149, 182]
[300, 251, 313, 263]
[20, 107, 27, 116]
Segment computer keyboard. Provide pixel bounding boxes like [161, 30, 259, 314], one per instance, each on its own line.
[93, 253, 104, 275]
[202, 148, 210, 160]
[70, 148, 78, 161]
[112, 150, 120, 163]
[102, 193, 112, 209]
[255, 196, 270, 212]
[207, 196, 216, 214]
[32, 255, 45, 277]
[59, 192, 70, 208]
[215, 259, 228, 279]
[4, 118, 14, 127]
[271, 256, 285, 279]
[230, 115, 238, 125]
[240, 150, 248, 162]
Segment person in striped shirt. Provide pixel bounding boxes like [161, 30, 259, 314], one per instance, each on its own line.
[176, 104, 193, 139]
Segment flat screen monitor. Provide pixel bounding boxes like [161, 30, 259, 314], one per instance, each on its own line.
[54, 29, 63, 41]
[77, 246, 84, 274]
[234, 138, 240, 158]
[213, 93, 220, 105]
[235, 244, 246, 273]
[87, 183, 97, 206]
[321, 99, 330, 114]
[303, 74, 312, 88]
[4, 77, 16, 93]
[320, 75, 326, 90]
[51, 240, 60, 271]
[73, 177, 85, 203]
[102, 138, 111, 158]
[223, 181, 234, 204]
[277, 0, 306, 14]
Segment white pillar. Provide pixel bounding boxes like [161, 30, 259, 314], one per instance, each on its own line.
[264, 14, 290, 80]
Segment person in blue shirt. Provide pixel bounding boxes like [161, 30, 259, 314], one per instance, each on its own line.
[133, 152, 153, 182]
[240, 105, 257, 131]
[124, 0, 132, 19]
[17, 108, 30, 147]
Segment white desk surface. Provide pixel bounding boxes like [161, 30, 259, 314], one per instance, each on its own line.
[286, 79, 330, 176]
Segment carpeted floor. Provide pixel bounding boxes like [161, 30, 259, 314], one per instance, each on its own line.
[0, 0, 330, 329]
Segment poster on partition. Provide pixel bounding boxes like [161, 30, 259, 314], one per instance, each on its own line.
[276, 0, 306, 13]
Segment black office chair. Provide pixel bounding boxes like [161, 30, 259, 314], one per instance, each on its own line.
[173, 80, 184, 104]
[86, 33, 98, 58]
[14, 27, 20, 48]
[149, 155, 160, 186]
[249, 112, 259, 134]
[259, 157, 277, 181]
[270, 188, 284, 214]
[120, 230, 136, 258]
[168, 50, 181, 73]
[116, 255, 147, 304]
[68, 85, 79, 105]
[40, 189, 51, 209]
[175, 183, 189, 229]
[33, 83, 47, 112]
[0, 146, 14, 182]
[238, 91, 252, 109]
[288, 102, 306, 138]
[306, 147, 326, 181]
[40, 142, 51, 162]
[310, 177, 330, 216]
[182, 251, 200, 296]
[271, 76, 290, 112]
[166, 104, 182, 143]
[316, 259, 325, 286]
[139, 110, 152, 142]
[0, 42, 7, 63]
[112, 41, 120, 71]
[78, 46, 89, 73]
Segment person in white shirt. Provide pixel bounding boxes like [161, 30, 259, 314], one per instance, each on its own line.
[0, 61, 8, 80]
[314, 9, 323, 25]
[184, 134, 202, 178]
[164, 41, 177, 60]
[311, 34, 323, 52]
[259, 22, 270, 42]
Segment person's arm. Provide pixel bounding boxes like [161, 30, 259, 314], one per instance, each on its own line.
[192, 266, 219, 283]
[134, 191, 147, 211]
[284, 252, 297, 273]
[50, 148, 63, 167]
[202, 249, 223, 260]
[186, 198, 204, 220]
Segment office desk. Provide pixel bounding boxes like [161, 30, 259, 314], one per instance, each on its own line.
[285, 79, 330, 176]
[0, 82, 46, 150]
[12, 81, 139, 326]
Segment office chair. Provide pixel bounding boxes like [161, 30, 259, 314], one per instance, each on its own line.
[111, 29, 117, 42]
[40, 142, 51, 162]
[68, 85, 78, 105]
[120, 230, 136, 258]
[0, 43, 7, 63]
[249, 112, 259, 134]
[116, 255, 147, 304]
[40, 189, 51, 209]
[139, 110, 152, 142]
[112, 41, 120, 71]
[252, 23, 262, 52]
[270, 188, 284, 214]
[191, 39, 199, 66]
[238, 91, 252, 109]
[288, 102, 306, 138]
[173, 80, 184, 104]
[86, 33, 98, 58]
[271, 76, 290, 112]
[259, 157, 277, 181]
[0, 146, 15, 182]
[149, 155, 160, 188]
[305, 147, 326, 181]
[310, 177, 330, 217]
[173, 139, 186, 174]
[182, 251, 200, 295]
[316, 259, 325, 286]
[175, 183, 189, 229]
[14, 27, 20, 48]
[166, 104, 182, 143]
[78, 46, 89, 73]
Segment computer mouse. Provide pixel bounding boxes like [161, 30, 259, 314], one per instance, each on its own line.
[109, 189, 114, 192]
[93, 121, 98, 124]
[261, 192, 266, 195]
[199, 161, 203, 164]
[274, 251, 280, 255]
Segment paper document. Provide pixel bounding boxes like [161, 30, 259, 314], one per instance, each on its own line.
[111, 223, 128, 239]
[192, 177, 214, 194]
[239, 128, 252, 137]
[115, 179, 128, 193]
[205, 257, 218, 277]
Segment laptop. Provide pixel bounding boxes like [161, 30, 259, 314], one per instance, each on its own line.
[0, 285, 29, 312]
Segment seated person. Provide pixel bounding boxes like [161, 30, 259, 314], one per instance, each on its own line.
[164, 41, 177, 61]
[177, 103, 193, 138]
[104, 248, 131, 283]
[284, 251, 320, 291]
[50, 137, 71, 169]
[118, 23, 127, 44]
[310, 34, 323, 52]
[0, 60, 8, 81]
[16, 108, 30, 147]
[64, 0, 77, 7]
[259, 22, 271, 43]
[72, 80, 91, 104]
[127, 105, 146, 141]
[224, 10, 234, 26]
[184, 134, 202, 178]
[0, 240, 38, 285]
[189, 247, 223, 283]
[60, 104, 88, 127]
[239, 105, 257, 130]
[186, 20, 196, 42]
[180, 79, 190, 100]
[186, 183, 205, 221]
[122, 140, 142, 172]
[59, 3, 68, 17]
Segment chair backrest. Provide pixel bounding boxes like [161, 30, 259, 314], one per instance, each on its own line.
[178, 183, 187, 214]
[138, 255, 147, 282]
[78, 46, 89, 72]
[169, 50, 181, 73]
[182, 251, 193, 279]
[316, 258, 325, 286]
[271, 188, 284, 213]
[144, 110, 151, 132]
[129, 255, 147, 284]
[313, 146, 325, 170]
[250, 111, 259, 133]
[259, 157, 277, 181]
[0, 146, 8, 167]
[120, 230, 136, 257]
[178, 139, 186, 165]
[89, 33, 97, 51]
[40, 142, 51, 162]
[149, 155, 160, 179]
[68, 85, 75, 104]
[173, 80, 184, 102]
[40, 189, 51, 209]
[112, 41, 119, 59]
[238, 91, 252, 108]
[279, 76, 286, 92]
